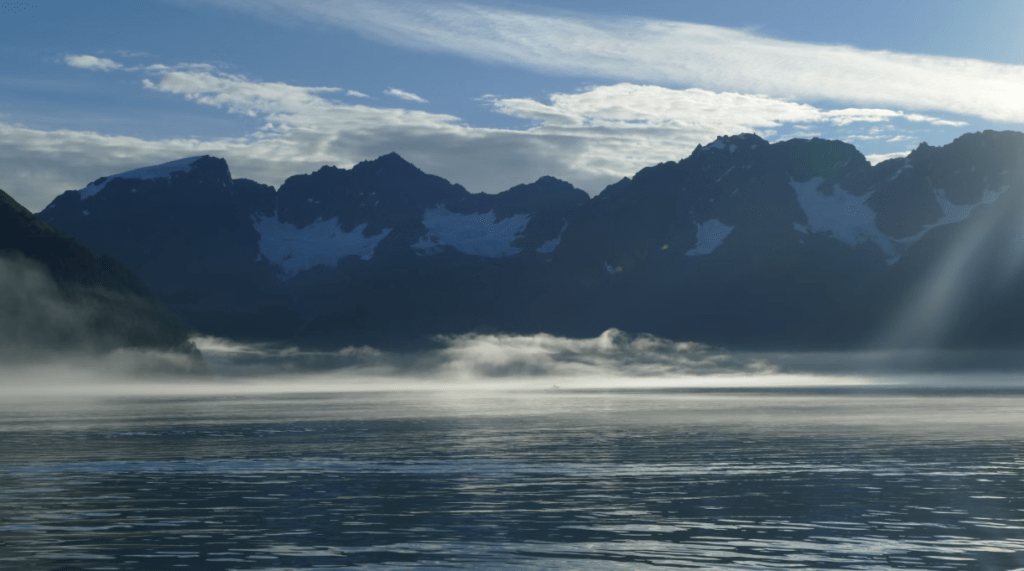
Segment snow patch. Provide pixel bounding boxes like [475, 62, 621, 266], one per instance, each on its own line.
[413, 206, 530, 257]
[536, 223, 567, 254]
[933, 186, 1004, 224]
[729, 144, 737, 154]
[894, 186, 1010, 247]
[536, 237, 561, 254]
[706, 140, 726, 151]
[253, 215, 390, 277]
[686, 219, 734, 256]
[80, 156, 204, 199]
[791, 177, 895, 258]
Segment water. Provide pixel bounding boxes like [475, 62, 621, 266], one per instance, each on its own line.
[4, 377, 1024, 570]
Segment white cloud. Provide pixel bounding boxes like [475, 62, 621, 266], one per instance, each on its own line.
[819, 109, 900, 126]
[384, 88, 427, 103]
[205, 0, 1024, 124]
[65, 54, 122, 71]
[346, 89, 369, 98]
[0, 63, 936, 212]
[141, 69, 344, 117]
[904, 113, 968, 127]
[488, 85, 937, 132]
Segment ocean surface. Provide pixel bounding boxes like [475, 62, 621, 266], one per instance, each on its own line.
[4, 374, 1024, 570]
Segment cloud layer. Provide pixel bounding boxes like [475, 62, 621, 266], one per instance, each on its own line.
[1, 57, 949, 211]
[204, 0, 1024, 123]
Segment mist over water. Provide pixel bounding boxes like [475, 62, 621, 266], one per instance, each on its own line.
[5, 330, 1024, 570]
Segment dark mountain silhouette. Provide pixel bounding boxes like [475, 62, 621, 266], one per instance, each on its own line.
[36, 130, 1024, 350]
[0, 186, 205, 370]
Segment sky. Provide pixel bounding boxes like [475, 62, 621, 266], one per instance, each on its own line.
[1, 0, 1023, 212]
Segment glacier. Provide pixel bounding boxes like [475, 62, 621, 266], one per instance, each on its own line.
[254, 215, 390, 277]
[413, 206, 531, 258]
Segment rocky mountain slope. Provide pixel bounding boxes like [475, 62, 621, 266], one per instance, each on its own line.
[1, 186, 205, 370]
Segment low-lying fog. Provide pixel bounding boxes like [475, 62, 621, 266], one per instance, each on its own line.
[4, 328, 1024, 438]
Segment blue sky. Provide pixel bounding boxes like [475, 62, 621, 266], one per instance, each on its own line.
[2, 0, 1023, 211]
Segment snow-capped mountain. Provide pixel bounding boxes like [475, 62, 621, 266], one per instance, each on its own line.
[37, 130, 1024, 349]
[550, 131, 1024, 347]
[39, 152, 589, 345]
[257, 153, 587, 277]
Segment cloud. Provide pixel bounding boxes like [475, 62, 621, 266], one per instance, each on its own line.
[1, 62, 937, 211]
[904, 113, 968, 127]
[64, 54, 122, 71]
[346, 89, 369, 98]
[201, 0, 1024, 124]
[384, 88, 427, 103]
[487, 85, 951, 132]
[141, 69, 345, 117]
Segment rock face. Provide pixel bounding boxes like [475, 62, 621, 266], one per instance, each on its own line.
[0, 186, 205, 370]
[37, 130, 1024, 349]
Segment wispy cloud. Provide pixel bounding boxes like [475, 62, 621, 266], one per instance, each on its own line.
[489, 85, 960, 131]
[904, 113, 968, 127]
[346, 89, 369, 98]
[205, 0, 1024, 123]
[3, 60, 940, 211]
[140, 69, 344, 117]
[384, 88, 427, 103]
[65, 54, 122, 71]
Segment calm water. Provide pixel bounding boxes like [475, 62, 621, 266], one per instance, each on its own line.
[4, 377, 1024, 570]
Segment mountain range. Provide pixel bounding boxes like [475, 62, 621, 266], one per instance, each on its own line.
[36, 130, 1024, 350]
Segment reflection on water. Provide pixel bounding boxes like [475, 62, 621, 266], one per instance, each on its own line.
[3, 380, 1024, 570]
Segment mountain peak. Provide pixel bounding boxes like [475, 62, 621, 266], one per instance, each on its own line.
[367, 152, 417, 169]
[342, 152, 429, 183]
[695, 133, 768, 155]
[79, 155, 212, 199]
[716, 133, 767, 144]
